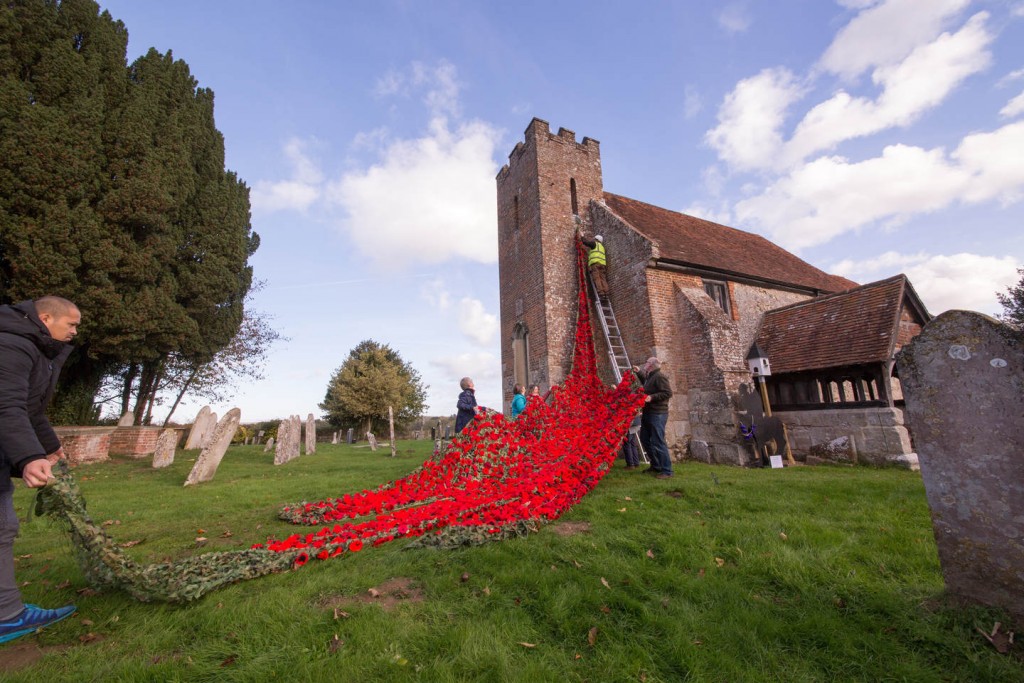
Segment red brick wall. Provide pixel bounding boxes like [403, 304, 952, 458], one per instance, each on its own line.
[108, 426, 162, 457]
[896, 306, 924, 349]
[54, 426, 115, 465]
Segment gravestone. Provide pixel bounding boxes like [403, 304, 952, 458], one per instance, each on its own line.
[331, 431, 338, 445]
[184, 406, 212, 449]
[263, 436, 275, 452]
[896, 310, 1023, 620]
[184, 408, 241, 486]
[117, 411, 135, 427]
[152, 429, 178, 468]
[199, 411, 218, 449]
[346, 428, 353, 445]
[305, 413, 316, 455]
[274, 415, 301, 465]
[366, 432, 378, 451]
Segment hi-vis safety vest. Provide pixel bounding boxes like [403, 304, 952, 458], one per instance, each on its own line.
[588, 241, 606, 267]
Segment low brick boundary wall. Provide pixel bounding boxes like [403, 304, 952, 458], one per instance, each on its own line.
[54, 426, 115, 465]
[108, 426, 164, 458]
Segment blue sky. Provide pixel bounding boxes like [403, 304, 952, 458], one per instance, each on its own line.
[95, 0, 1024, 423]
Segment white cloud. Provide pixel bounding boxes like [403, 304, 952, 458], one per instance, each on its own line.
[717, 4, 751, 34]
[733, 120, 1024, 250]
[328, 116, 501, 268]
[457, 297, 498, 346]
[1000, 90, 1024, 118]
[680, 201, 733, 227]
[420, 278, 451, 310]
[251, 138, 324, 213]
[953, 121, 1024, 204]
[255, 62, 502, 270]
[831, 251, 1020, 314]
[374, 60, 462, 118]
[997, 68, 1024, 86]
[784, 11, 993, 166]
[704, 68, 804, 171]
[1013, 3, 1024, 19]
[735, 145, 967, 249]
[819, 0, 970, 80]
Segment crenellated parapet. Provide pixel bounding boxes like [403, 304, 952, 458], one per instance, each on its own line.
[497, 117, 600, 181]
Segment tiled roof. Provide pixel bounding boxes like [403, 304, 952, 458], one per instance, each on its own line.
[601, 192, 857, 293]
[754, 275, 927, 374]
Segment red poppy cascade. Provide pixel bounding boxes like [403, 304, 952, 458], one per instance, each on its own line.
[256, 239, 647, 567]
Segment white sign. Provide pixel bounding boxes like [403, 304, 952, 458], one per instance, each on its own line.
[769, 455, 784, 469]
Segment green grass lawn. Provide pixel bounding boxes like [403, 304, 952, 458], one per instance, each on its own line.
[3, 442, 1021, 681]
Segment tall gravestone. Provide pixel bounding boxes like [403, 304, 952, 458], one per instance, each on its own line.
[366, 432, 378, 451]
[152, 429, 178, 468]
[184, 408, 241, 486]
[274, 415, 301, 465]
[896, 311, 1023, 620]
[331, 431, 338, 445]
[305, 413, 316, 455]
[199, 411, 218, 449]
[263, 436, 275, 453]
[346, 428, 353, 445]
[184, 406, 212, 449]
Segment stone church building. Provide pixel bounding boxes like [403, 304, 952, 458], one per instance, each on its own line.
[497, 118, 929, 467]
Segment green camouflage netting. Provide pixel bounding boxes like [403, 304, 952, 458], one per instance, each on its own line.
[32, 461, 297, 603]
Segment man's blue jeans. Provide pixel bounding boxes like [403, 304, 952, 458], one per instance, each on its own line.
[640, 412, 671, 474]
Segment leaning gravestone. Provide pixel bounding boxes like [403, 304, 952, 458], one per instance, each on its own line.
[305, 413, 316, 455]
[366, 432, 378, 451]
[184, 406, 212, 449]
[896, 310, 1023, 620]
[263, 436, 275, 453]
[152, 429, 178, 468]
[184, 408, 241, 486]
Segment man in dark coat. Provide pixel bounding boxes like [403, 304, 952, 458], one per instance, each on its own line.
[0, 296, 80, 643]
[454, 376, 480, 434]
[633, 356, 674, 479]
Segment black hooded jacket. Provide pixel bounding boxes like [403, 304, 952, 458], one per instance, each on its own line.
[0, 300, 72, 490]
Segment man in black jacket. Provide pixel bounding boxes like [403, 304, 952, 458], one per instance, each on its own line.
[633, 356, 674, 479]
[0, 296, 80, 644]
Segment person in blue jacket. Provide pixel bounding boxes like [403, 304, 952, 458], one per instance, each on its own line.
[510, 384, 526, 419]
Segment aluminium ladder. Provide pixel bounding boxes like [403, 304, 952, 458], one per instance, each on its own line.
[587, 273, 649, 464]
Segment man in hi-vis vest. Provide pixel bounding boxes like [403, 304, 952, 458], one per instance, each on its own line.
[579, 231, 609, 297]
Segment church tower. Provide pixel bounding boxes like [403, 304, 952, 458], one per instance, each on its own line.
[496, 118, 603, 410]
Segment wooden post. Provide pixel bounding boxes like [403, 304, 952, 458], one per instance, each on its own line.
[760, 376, 795, 466]
[388, 406, 396, 458]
